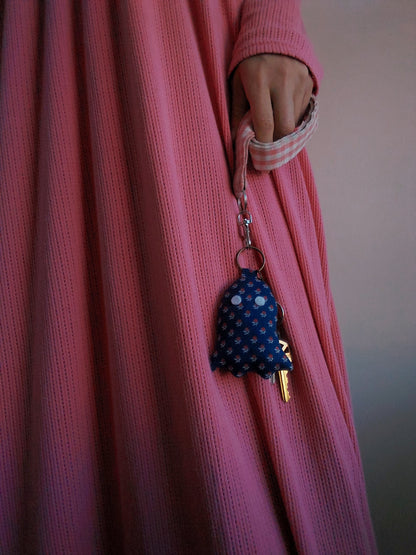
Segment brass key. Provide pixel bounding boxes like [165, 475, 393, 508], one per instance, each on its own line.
[270, 368, 290, 401]
[270, 339, 293, 402]
[278, 370, 290, 402]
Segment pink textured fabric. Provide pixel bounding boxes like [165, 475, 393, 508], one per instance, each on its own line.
[0, 1, 378, 554]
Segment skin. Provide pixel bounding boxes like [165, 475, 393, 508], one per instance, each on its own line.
[230, 53, 314, 143]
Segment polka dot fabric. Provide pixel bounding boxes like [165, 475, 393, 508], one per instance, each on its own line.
[210, 268, 293, 378]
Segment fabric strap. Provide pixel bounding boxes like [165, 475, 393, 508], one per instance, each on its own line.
[233, 95, 318, 201]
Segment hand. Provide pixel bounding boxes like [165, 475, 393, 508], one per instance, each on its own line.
[230, 54, 314, 143]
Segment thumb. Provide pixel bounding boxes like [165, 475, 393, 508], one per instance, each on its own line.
[230, 71, 249, 142]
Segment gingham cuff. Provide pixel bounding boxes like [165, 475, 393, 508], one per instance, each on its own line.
[233, 95, 318, 200]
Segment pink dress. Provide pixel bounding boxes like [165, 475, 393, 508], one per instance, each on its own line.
[0, 1, 378, 553]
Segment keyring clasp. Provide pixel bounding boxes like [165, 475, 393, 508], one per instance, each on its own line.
[237, 209, 252, 247]
[236, 245, 266, 273]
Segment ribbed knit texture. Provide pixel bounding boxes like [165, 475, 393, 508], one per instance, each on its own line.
[0, 1, 377, 554]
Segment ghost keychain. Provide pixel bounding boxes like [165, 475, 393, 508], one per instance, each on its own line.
[210, 191, 294, 402]
[210, 98, 318, 400]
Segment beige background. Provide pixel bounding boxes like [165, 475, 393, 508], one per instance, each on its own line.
[302, 1, 416, 553]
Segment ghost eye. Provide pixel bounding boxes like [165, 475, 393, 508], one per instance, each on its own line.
[254, 296, 266, 306]
[231, 295, 242, 306]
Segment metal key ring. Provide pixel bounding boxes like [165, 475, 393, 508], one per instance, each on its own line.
[236, 245, 266, 272]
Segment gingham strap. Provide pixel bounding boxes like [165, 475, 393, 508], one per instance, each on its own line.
[233, 95, 318, 201]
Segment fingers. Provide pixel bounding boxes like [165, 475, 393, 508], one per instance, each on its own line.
[230, 72, 249, 142]
[246, 88, 275, 143]
[295, 80, 314, 126]
[230, 54, 314, 144]
[235, 59, 274, 143]
[270, 89, 296, 140]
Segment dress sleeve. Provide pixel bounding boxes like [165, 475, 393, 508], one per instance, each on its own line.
[228, 0, 323, 93]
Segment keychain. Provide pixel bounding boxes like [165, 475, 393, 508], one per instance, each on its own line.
[210, 96, 318, 401]
[210, 191, 294, 402]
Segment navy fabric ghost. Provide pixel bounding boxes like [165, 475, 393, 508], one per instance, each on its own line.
[210, 268, 293, 379]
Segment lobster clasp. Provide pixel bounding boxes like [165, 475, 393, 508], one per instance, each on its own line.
[237, 208, 252, 247]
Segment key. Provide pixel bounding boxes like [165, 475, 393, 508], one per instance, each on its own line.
[270, 338, 293, 402]
[279, 339, 293, 402]
[278, 370, 290, 402]
[279, 339, 293, 363]
[269, 368, 290, 401]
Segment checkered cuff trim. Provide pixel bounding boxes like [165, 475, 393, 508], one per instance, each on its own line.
[233, 95, 318, 200]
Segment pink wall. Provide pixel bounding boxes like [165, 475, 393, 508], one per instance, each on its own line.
[302, 1, 416, 552]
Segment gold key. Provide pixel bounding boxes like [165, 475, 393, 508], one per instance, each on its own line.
[270, 369, 290, 401]
[270, 339, 293, 402]
[278, 370, 290, 402]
